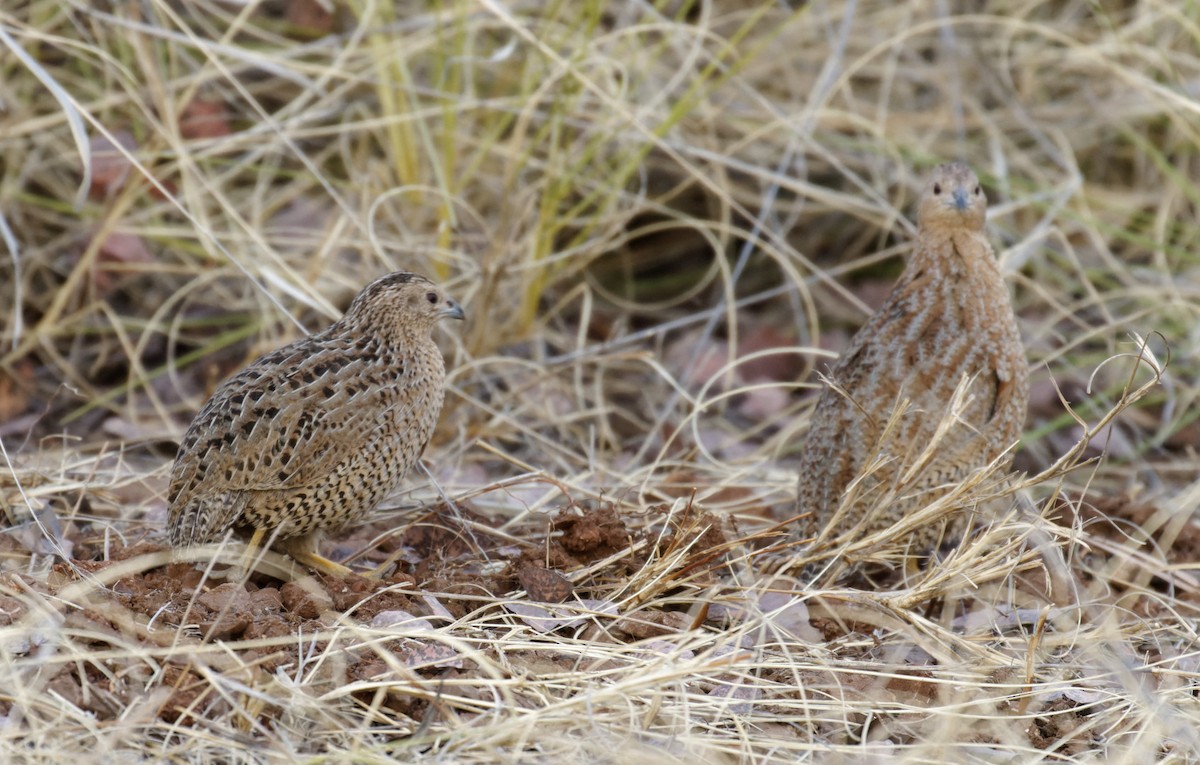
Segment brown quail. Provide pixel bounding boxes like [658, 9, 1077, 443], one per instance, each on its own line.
[167, 271, 464, 576]
[796, 162, 1029, 566]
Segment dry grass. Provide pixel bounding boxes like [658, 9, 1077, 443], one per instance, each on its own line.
[2, 0, 1200, 762]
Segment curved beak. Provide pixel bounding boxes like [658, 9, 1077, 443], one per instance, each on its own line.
[440, 301, 465, 321]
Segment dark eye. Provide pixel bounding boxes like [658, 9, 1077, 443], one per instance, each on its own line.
[933, 183, 942, 195]
[426, 292, 438, 304]
[974, 186, 981, 195]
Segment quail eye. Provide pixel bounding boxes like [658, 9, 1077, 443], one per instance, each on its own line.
[426, 292, 439, 304]
[933, 183, 942, 195]
[974, 186, 981, 195]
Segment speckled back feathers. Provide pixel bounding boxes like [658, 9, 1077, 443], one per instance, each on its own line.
[167, 271, 463, 548]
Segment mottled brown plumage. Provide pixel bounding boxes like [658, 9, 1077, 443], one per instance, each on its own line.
[796, 162, 1028, 563]
[167, 271, 464, 576]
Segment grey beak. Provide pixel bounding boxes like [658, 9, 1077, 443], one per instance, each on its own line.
[441, 301, 465, 321]
[952, 187, 969, 210]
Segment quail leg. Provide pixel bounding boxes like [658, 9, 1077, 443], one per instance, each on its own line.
[238, 526, 270, 578]
[365, 549, 406, 580]
[283, 531, 356, 577]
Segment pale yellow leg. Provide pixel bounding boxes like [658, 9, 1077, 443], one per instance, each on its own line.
[364, 550, 404, 580]
[289, 549, 355, 578]
[283, 533, 356, 578]
[238, 527, 270, 578]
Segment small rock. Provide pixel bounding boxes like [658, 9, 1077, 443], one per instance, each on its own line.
[196, 582, 248, 613]
[370, 610, 433, 631]
[246, 587, 282, 615]
[518, 564, 573, 603]
[280, 580, 332, 619]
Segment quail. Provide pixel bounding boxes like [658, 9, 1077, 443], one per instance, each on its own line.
[167, 271, 464, 577]
[796, 162, 1029, 565]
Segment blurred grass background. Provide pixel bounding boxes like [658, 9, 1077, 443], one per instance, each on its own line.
[2, 1, 1196, 483]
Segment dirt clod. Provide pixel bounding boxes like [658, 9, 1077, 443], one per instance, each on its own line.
[280, 580, 333, 618]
